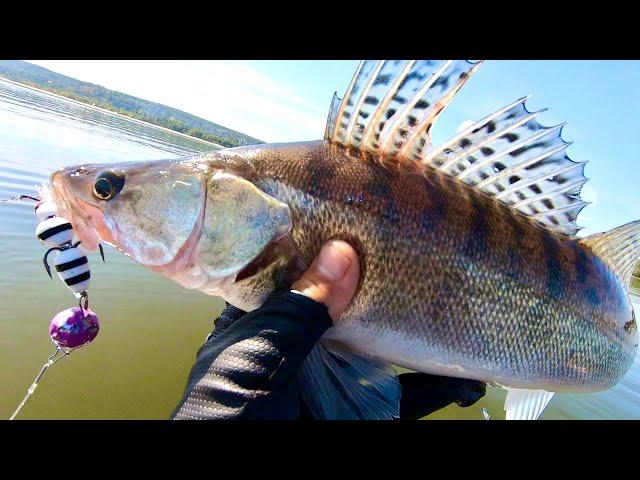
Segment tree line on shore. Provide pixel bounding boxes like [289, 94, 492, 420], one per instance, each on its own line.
[0, 61, 263, 148]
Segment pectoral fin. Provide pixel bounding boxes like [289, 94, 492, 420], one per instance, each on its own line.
[298, 341, 401, 420]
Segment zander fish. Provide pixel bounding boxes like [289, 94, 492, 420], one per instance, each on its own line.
[47, 60, 640, 420]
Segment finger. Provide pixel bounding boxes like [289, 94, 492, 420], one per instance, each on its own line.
[291, 240, 360, 322]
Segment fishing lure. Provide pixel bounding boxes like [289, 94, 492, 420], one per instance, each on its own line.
[30, 194, 104, 296]
[2, 193, 104, 419]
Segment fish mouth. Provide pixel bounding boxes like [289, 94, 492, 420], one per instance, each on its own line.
[48, 172, 112, 252]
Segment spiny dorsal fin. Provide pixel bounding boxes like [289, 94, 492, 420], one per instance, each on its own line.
[324, 91, 341, 142]
[580, 220, 640, 293]
[326, 60, 590, 237]
[325, 60, 481, 156]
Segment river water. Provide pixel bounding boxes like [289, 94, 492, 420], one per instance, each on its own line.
[0, 78, 637, 419]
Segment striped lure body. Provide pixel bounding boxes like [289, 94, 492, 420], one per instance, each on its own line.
[48, 61, 639, 414]
[35, 215, 74, 246]
[34, 197, 93, 297]
[51, 246, 91, 295]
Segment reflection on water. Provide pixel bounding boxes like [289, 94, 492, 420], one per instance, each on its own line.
[0, 78, 638, 419]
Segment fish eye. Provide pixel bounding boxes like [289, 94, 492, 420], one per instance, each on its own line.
[93, 170, 125, 201]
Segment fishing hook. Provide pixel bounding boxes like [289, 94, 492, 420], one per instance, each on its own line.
[42, 246, 63, 278]
[42, 241, 84, 278]
[70, 240, 106, 263]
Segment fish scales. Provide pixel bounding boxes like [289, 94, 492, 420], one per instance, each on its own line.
[225, 140, 634, 392]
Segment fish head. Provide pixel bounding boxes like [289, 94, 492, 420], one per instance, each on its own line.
[49, 156, 294, 304]
[49, 159, 207, 267]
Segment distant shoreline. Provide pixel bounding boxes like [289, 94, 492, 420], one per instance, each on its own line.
[0, 76, 225, 149]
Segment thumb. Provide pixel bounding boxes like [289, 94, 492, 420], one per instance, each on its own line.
[291, 240, 360, 322]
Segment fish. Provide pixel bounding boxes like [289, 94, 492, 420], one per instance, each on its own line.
[46, 60, 640, 420]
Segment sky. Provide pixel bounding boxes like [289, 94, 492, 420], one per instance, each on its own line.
[29, 60, 640, 237]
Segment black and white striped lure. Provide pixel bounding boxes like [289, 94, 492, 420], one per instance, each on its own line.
[37, 207, 105, 299]
[2, 193, 104, 419]
[10, 194, 105, 300]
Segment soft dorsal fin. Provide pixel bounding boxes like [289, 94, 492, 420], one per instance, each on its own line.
[580, 220, 640, 293]
[326, 60, 590, 237]
[423, 97, 589, 236]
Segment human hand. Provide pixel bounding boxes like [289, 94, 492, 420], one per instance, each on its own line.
[291, 239, 360, 322]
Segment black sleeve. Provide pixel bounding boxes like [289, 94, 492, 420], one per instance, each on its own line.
[171, 291, 332, 420]
[398, 373, 486, 420]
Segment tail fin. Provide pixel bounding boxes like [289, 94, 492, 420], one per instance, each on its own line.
[580, 220, 640, 293]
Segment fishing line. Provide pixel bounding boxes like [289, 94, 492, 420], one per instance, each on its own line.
[9, 347, 75, 420]
[0, 194, 41, 203]
[2, 190, 105, 419]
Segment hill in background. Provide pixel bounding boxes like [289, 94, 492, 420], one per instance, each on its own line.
[0, 60, 263, 148]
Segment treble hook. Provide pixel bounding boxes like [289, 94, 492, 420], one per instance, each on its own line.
[42, 241, 81, 278]
[71, 240, 105, 263]
[42, 246, 63, 278]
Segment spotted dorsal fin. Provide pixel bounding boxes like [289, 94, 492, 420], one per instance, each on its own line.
[325, 60, 481, 156]
[324, 91, 341, 141]
[423, 97, 589, 236]
[325, 60, 590, 237]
